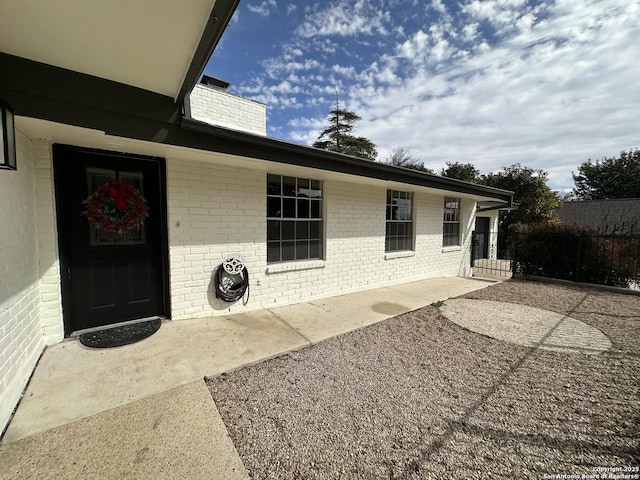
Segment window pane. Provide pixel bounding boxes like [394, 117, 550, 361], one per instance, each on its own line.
[311, 200, 321, 218]
[395, 197, 411, 220]
[444, 209, 452, 222]
[88, 169, 147, 246]
[309, 221, 320, 239]
[282, 221, 295, 240]
[267, 174, 281, 195]
[389, 238, 397, 252]
[283, 176, 296, 196]
[267, 220, 280, 241]
[397, 237, 406, 251]
[296, 221, 309, 240]
[310, 180, 321, 197]
[267, 197, 281, 218]
[267, 242, 280, 263]
[295, 241, 309, 260]
[443, 223, 460, 246]
[297, 178, 310, 196]
[309, 240, 321, 259]
[283, 198, 296, 218]
[282, 241, 295, 261]
[297, 199, 310, 218]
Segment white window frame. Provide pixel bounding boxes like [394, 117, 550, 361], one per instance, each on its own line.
[266, 174, 323, 263]
[385, 190, 414, 253]
[443, 197, 461, 247]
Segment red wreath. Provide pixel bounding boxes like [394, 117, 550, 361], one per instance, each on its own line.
[81, 179, 149, 234]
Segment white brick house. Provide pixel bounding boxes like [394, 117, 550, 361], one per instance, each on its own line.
[0, 0, 513, 434]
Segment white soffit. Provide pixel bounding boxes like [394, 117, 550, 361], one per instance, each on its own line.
[0, 0, 216, 98]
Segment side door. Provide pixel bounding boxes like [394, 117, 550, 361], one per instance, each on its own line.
[474, 217, 490, 260]
[53, 145, 169, 335]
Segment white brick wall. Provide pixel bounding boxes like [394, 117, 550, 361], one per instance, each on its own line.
[167, 158, 475, 319]
[33, 142, 63, 344]
[167, 157, 265, 318]
[188, 84, 267, 136]
[0, 129, 480, 434]
[0, 130, 45, 433]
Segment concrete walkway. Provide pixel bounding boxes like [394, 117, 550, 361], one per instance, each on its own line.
[0, 277, 496, 480]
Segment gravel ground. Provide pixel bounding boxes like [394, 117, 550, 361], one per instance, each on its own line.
[206, 279, 640, 479]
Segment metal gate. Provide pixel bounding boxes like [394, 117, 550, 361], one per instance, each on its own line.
[471, 230, 513, 279]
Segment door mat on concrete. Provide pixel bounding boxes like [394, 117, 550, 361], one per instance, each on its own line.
[79, 319, 161, 348]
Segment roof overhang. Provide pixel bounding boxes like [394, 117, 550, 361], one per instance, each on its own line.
[477, 200, 519, 212]
[0, 0, 239, 103]
[181, 118, 514, 202]
[0, 50, 513, 204]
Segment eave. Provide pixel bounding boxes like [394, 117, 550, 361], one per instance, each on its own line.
[0, 0, 239, 103]
[0, 52, 514, 204]
[181, 118, 514, 203]
[177, 0, 240, 103]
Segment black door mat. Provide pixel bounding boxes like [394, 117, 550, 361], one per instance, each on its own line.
[79, 319, 162, 348]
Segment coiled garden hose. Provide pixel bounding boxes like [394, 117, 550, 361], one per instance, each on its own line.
[214, 264, 250, 305]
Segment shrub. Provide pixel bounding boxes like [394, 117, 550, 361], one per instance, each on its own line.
[513, 223, 639, 288]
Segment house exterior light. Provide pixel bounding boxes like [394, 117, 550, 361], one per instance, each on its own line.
[0, 102, 17, 170]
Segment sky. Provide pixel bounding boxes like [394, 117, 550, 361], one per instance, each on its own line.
[205, 0, 639, 191]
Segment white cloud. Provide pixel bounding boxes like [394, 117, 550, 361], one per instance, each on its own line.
[398, 30, 429, 59]
[226, 0, 638, 190]
[431, 0, 447, 14]
[331, 64, 356, 77]
[247, 0, 276, 17]
[296, 0, 391, 37]
[350, 0, 640, 188]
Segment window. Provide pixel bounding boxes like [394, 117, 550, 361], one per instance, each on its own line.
[386, 190, 414, 252]
[267, 174, 323, 263]
[86, 168, 146, 246]
[443, 197, 461, 247]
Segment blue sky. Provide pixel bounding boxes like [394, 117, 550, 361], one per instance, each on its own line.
[205, 0, 639, 191]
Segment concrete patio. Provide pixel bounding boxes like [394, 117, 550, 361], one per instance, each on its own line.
[0, 277, 496, 480]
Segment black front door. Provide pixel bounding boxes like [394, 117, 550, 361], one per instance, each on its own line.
[474, 216, 490, 260]
[53, 145, 168, 335]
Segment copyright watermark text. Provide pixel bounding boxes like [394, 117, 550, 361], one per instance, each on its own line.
[542, 467, 639, 480]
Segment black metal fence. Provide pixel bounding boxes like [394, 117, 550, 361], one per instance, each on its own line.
[511, 223, 640, 289]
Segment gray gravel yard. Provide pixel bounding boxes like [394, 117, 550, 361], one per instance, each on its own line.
[206, 279, 640, 479]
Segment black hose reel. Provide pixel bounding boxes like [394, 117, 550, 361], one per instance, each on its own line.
[214, 253, 250, 305]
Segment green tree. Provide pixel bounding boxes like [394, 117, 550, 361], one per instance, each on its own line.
[573, 149, 640, 199]
[383, 147, 433, 173]
[313, 108, 377, 161]
[483, 164, 560, 228]
[440, 162, 481, 182]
